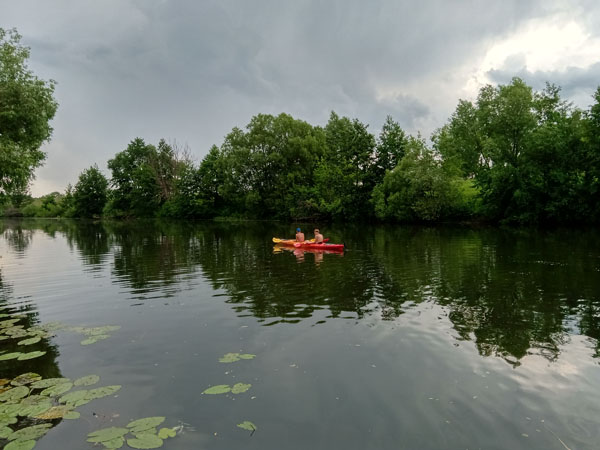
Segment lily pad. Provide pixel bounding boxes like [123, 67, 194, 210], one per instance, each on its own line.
[127, 417, 165, 433]
[8, 423, 52, 441]
[218, 352, 256, 363]
[11, 373, 42, 386]
[0, 403, 22, 415]
[63, 410, 80, 420]
[23, 403, 52, 418]
[20, 395, 51, 406]
[219, 352, 241, 363]
[0, 379, 10, 386]
[59, 389, 89, 405]
[73, 374, 100, 386]
[0, 425, 13, 438]
[101, 437, 124, 448]
[231, 383, 251, 394]
[30, 378, 70, 389]
[84, 325, 121, 336]
[4, 328, 28, 338]
[126, 434, 163, 449]
[4, 440, 36, 450]
[87, 427, 129, 443]
[81, 335, 110, 345]
[0, 413, 18, 425]
[35, 405, 73, 419]
[0, 352, 23, 361]
[41, 382, 72, 397]
[87, 385, 121, 399]
[202, 385, 231, 395]
[0, 386, 30, 402]
[17, 351, 46, 361]
[0, 319, 20, 328]
[237, 421, 257, 431]
[157, 427, 176, 439]
[17, 337, 41, 346]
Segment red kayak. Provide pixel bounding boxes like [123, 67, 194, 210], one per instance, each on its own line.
[293, 242, 344, 251]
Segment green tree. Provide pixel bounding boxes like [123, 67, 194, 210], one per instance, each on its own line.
[106, 138, 159, 217]
[0, 28, 58, 202]
[373, 115, 407, 180]
[373, 137, 471, 221]
[73, 165, 109, 217]
[315, 112, 376, 220]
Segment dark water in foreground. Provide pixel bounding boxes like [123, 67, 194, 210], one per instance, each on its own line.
[1, 219, 599, 449]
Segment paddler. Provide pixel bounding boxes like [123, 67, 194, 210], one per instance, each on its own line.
[313, 228, 324, 243]
[295, 227, 305, 242]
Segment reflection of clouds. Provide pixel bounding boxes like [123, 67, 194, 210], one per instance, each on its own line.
[510, 335, 598, 390]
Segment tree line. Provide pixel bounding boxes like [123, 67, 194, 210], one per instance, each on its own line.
[2, 28, 599, 224]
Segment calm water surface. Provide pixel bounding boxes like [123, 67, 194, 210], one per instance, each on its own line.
[1, 219, 599, 449]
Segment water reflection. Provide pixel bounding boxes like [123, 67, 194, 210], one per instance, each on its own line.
[1, 219, 599, 367]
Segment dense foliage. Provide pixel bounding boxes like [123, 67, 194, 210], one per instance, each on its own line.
[4, 77, 600, 224]
[0, 28, 58, 204]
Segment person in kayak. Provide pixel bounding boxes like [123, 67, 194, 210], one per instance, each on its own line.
[295, 227, 305, 242]
[313, 228, 324, 243]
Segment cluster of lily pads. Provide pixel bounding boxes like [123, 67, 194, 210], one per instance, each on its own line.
[0, 372, 121, 449]
[86, 417, 178, 449]
[202, 352, 258, 433]
[0, 314, 120, 357]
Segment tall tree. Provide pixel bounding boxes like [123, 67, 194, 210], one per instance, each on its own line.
[0, 28, 58, 202]
[72, 165, 108, 217]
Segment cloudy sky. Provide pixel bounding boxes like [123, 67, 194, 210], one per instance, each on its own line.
[2, 0, 600, 196]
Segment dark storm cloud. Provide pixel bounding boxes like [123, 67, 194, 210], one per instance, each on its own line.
[0, 0, 597, 194]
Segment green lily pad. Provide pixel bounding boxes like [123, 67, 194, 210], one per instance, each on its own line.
[8, 423, 52, 441]
[41, 382, 72, 397]
[0, 352, 22, 361]
[4, 440, 36, 450]
[237, 421, 257, 431]
[0, 319, 20, 328]
[63, 410, 80, 420]
[202, 385, 231, 395]
[87, 427, 129, 443]
[23, 402, 52, 418]
[0, 425, 13, 438]
[0, 335, 10, 341]
[4, 328, 28, 338]
[84, 326, 121, 336]
[17, 337, 41, 346]
[0, 403, 22, 415]
[157, 427, 176, 439]
[0, 413, 18, 426]
[40, 322, 65, 331]
[20, 395, 50, 406]
[231, 383, 251, 394]
[87, 385, 121, 399]
[59, 389, 89, 405]
[101, 437, 124, 448]
[81, 335, 110, 345]
[73, 374, 100, 386]
[127, 417, 165, 433]
[30, 378, 70, 389]
[17, 351, 46, 361]
[11, 373, 42, 386]
[0, 386, 30, 402]
[218, 352, 256, 363]
[126, 434, 163, 449]
[219, 352, 241, 363]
